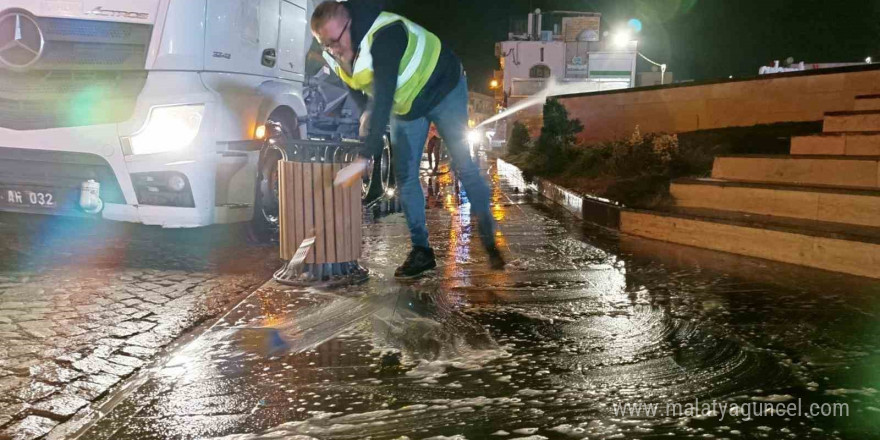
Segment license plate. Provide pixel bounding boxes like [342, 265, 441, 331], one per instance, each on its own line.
[0, 188, 57, 208]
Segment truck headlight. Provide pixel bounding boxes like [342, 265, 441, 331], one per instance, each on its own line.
[127, 104, 205, 155]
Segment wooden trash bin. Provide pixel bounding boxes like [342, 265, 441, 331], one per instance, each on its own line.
[272, 140, 367, 285]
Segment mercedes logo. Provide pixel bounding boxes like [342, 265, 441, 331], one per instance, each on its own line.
[0, 12, 45, 69]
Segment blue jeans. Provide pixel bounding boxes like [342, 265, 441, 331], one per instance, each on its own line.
[391, 75, 495, 250]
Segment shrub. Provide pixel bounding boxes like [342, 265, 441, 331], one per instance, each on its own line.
[530, 98, 583, 175]
[506, 121, 531, 156]
[513, 121, 822, 210]
[564, 144, 612, 178]
[607, 126, 680, 178]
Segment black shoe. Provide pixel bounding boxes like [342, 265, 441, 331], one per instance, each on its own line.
[395, 246, 437, 279]
[486, 245, 506, 270]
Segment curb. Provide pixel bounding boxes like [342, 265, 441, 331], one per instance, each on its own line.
[497, 159, 621, 229]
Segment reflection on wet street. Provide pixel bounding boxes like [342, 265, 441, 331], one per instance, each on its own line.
[80, 155, 880, 440]
[0, 209, 279, 439]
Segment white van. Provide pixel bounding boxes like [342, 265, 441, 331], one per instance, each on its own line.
[0, 0, 389, 237]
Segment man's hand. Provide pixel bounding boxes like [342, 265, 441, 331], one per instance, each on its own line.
[334, 157, 370, 188]
[358, 111, 371, 139]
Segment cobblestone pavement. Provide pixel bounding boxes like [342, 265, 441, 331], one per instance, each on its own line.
[76, 158, 880, 440]
[0, 214, 279, 440]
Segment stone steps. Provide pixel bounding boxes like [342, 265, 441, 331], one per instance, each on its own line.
[854, 94, 880, 111]
[656, 147, 880, 277]
[790, 132, 880, 156]
[711, 155, 880, 188]
[670, 178, 880, 228]
[823, 110, 880, 133]
[620, 208, 880, 279]
[628, 100, 880, 278]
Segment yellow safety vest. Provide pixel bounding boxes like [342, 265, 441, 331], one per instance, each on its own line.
[323, 12, 441, 116]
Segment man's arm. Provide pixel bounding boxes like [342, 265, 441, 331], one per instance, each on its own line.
[333, 23, 407, 188]
[360, 23, 407, 159]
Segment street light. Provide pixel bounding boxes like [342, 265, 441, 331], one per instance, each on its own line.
[610, 30, 639, 87]
[467, 130, 481, 157]
[611, 28, 668, 86]
[611, 30, 632, 49]
[467, 130, 481, 145]
[489, 79, 499, 89]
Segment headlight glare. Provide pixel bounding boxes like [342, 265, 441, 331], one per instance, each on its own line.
[129, 104, 205, 155]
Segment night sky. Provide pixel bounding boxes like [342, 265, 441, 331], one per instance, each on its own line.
[384, 0, 880, 93]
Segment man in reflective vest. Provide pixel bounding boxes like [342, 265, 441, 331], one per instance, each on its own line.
[312, 0, 505, 278]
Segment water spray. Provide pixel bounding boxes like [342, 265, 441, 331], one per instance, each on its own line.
[477, 76, 559, 129]
[477, 77, 603, 129]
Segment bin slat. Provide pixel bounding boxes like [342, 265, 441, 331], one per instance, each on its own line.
[341, 166, 352, 263]
[311, 162, 325, 264]
[302, 163, 315, 264]
[350, 181, 361, 260]
[322, 163, 336, 263]
[333, 162, 347, 263]
[293, 162, 305, 259]
[278, 161, 289, 259]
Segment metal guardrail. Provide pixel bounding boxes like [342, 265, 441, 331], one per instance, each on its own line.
[266, 138, 363, 164]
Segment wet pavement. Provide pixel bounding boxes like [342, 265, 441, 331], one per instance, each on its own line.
[0, 213, 279, 439]
[8, 155, 880, 440]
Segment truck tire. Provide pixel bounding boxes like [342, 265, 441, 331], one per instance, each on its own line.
[363, 133, 394, 204]
[250, 111, 298, 243]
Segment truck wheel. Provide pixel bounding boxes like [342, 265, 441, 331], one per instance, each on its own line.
[363, 133, 393, 204]
[251, 112, 298, 243]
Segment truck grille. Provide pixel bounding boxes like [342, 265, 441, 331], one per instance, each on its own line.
[0, 17, 151, 130]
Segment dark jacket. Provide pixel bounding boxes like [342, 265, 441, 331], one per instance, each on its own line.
[341, 0, 461, 159]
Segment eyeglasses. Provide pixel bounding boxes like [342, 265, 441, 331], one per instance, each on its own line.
[321, 19, 350, 52]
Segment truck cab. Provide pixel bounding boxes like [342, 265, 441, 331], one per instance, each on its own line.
[0, 0, 314, 228]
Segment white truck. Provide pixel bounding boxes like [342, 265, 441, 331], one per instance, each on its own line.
[0, 0, 391, 238]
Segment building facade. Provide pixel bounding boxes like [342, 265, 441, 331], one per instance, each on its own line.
[496, 9, 638, 109]
[468, 91, 495, 127]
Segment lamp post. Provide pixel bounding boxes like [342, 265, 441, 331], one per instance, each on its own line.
[638, 52, 667, 85]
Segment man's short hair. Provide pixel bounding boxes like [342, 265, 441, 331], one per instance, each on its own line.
[311, 1, 349, 33]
